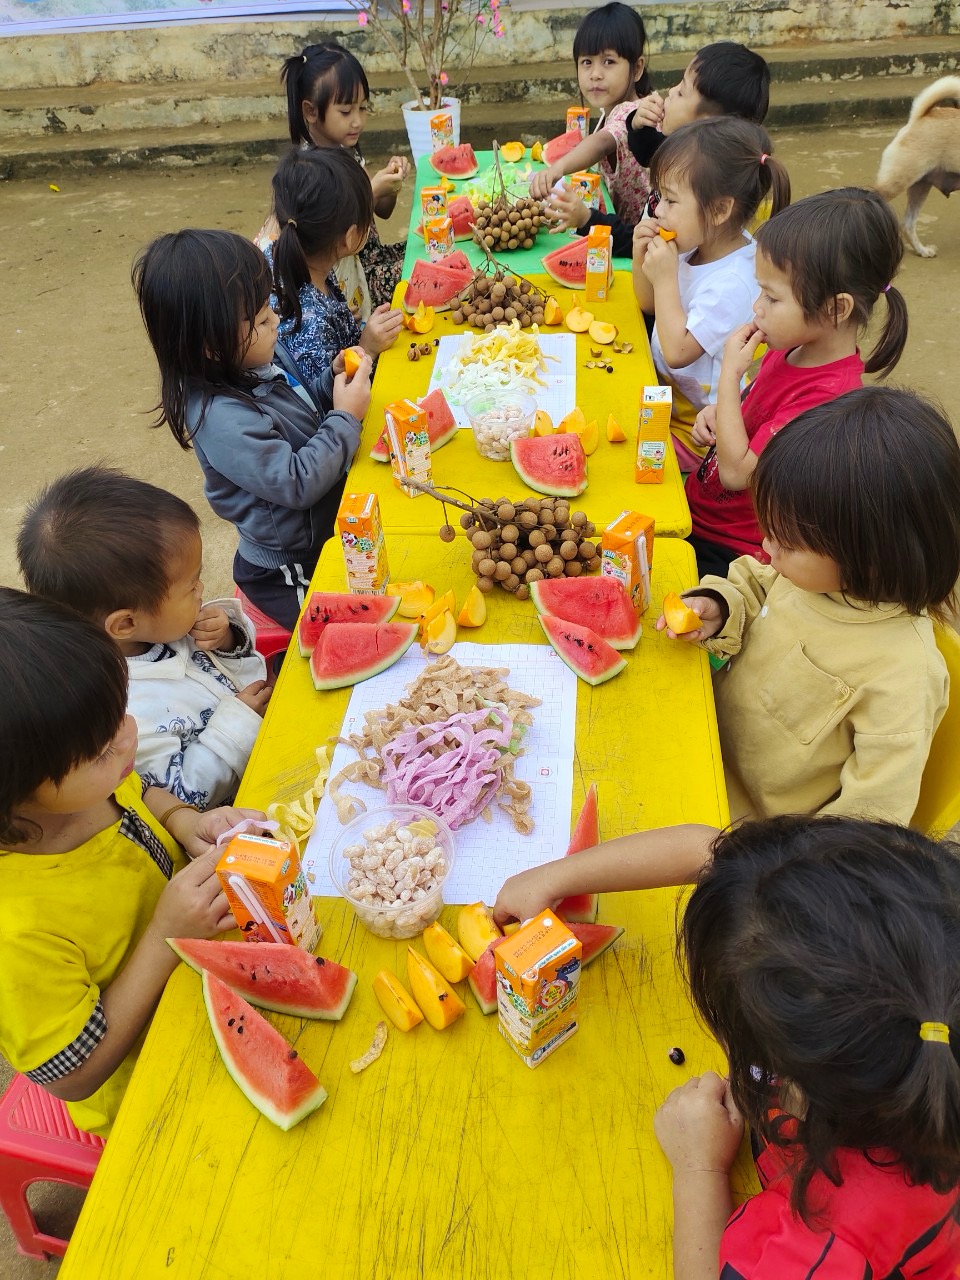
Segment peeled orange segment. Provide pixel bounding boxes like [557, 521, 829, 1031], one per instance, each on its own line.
[386, 580, 435, 618]
[542, 296, 563, 325]
[658, 228, 677, 242]
[342, 346, 363, 378]
[564, 303, 594, 333]
[662, 591, 702, 634]
[556, 406, 586, 435]
[606, 413, 626, 443]
[457, 584, 486, 628]
[587, 321, 617, 345]
[500, 141, 526, 164]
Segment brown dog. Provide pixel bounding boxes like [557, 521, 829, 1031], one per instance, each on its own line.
[876, 75, 960, 258]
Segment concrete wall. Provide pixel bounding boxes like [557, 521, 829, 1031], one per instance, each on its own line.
[0, 0, 955, 91]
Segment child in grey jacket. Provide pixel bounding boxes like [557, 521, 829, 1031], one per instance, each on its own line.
[133, 229, 372, 630]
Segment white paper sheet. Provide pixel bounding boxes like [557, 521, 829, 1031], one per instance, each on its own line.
[301, 642, 578, 906]
[426, 333, 577, 430]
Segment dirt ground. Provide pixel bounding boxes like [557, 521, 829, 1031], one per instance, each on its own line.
[0, 123, 958, 1273]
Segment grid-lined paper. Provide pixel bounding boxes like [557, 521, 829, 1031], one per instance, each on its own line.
[426, 333, 577, 430]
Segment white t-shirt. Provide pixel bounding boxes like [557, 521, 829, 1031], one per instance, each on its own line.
[651, 236, 758, 417]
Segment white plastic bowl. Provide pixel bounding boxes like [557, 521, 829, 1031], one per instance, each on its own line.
[463, 388, 537, 461]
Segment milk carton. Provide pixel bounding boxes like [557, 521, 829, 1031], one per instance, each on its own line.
[336, 491, 389, 594]
[496, 909, 581, 1068]
[585, 223, 612, 304]
[566, 105, 590, 141]
[217, 833, 321, 952]
[602, 509, 654, 617]
[420, 185, 447, 220]
[569, 170, 601, 209]
[636, 385, 671, 484]
[423, 215, 455, 261]
[384, 399, 433, 496]
[430, 111, 454, 150]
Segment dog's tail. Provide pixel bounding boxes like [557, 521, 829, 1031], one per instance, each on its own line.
[907, 75, 960, 124]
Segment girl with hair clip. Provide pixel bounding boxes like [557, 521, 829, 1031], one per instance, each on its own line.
[659, 384, 960, 826]
[266, 147, 402, 385]
[530, 2, 653, 246]
[686, 187, 907, 578]
[132, 228, 372, 631]
[0, 588, 266, 1136]
[493, 815, 960, 1278]
[278, 41, 409, 316]
[632, 117, 791, 471]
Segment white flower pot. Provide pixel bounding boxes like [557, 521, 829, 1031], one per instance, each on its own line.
[401, 96, 461, 164]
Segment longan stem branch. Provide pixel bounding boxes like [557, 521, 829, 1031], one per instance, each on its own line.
[399, 478, 506, 524]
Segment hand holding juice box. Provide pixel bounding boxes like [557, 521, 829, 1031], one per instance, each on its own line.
[569, 170, 601, 209]
[496, 909, 581, 1068]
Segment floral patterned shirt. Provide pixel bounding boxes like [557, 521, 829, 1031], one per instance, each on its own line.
[263, 242, 361, 385]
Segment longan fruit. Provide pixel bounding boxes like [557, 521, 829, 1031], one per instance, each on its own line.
[515, 583, 530, 601]
[493, 561, 511, 581]
[534, 543, 553, 564]
[518, 510, 538, 530]
[510, 556, 527, 575]
[538, 508, 554, 525]
[500, 524, 519, 544]
[583, 522, 597, 537]
[452, 309, 465, 324]
[478, 558, 497, 577]
[439, 524, 456, 543]
[522, 549, 537, 567]
[502, 573, 520, 592]
[528, 528, 546, 548]
[564, 559, 584, 576]
[546, 556, 565, 577]
[541, 525, 557, 542]
[579, 541, 597, 560]
[525, 567, 545, 583]
[499, 543, 518, 561]
[476, 576, 495, 593]
[497, 503, 515, 522]
[553, 503, 569, 523]
[586, 556, 602, 573]
[460, 512, 475, 530]
[471, 529, 492, 550]
[503, 307, 517, 322]
[559, 541, 578, 560]
[571, 511, 587, 527]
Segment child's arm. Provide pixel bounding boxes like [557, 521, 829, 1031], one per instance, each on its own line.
[143, 790, 269, 857]
[642, 235, 706, 368]
[529, 129, 617, 200]
[714, 324, 766, 491]
[659, 557, 781, 659]
[654, 1073, 744, 1280]
[632, 220, 660, 314]
[493, 824, 717, 926]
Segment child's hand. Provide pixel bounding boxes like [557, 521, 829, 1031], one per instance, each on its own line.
[149, 848, 235, 941]
[166, 805, 270, 859]
[631, 91, 664, 131]
[641, 232, 679, 285]
[236, 679, 271, 716]
[360, 304, 404, 355]
[529, 165, 563, 200]
[723, 322, 765, 380]
[545, 185, 590, 232]
[371, 158, 408, 200]
[655, 594, 725, 642]
[333, 353, 373, 421]
[691, 404, 717, 449]
[654, 1072, 744, 1174]
[493, 863, 564, 928]
[190, 605, 233, 652]
[632, 219, 660, 265]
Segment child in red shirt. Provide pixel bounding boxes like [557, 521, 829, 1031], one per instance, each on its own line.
[686, 187, 907, 578]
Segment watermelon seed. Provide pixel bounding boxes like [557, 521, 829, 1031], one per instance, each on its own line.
[438, 992, 448, 1001]
[227, 1018, 236, 1027]
[315, 957, 325, 966]
[668, 1046, 685, 1065]
[288, 1050, 299, 1060]
[237, 1024, 245, 1034]
[250, 972, 257, 980]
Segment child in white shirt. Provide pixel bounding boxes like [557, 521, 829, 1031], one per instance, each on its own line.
[17, 466, 269, 810]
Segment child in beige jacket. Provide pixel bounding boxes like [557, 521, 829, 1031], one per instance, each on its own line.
[658, 386, 960, 825]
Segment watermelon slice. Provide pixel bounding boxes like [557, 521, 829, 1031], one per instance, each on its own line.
[511, 433, 588, 497]
[541, 236, 589, 289]
[467, 936, 509, 1015]
[540, 615, 626, 686]
[447, 197, 478, 240]
[529, 577, 641, 650]
[310, 620, 418, 691]
[402, 258, 474, 312]
[556, 783, 599, 924]
[297, 591, 399, 657]
[169, 938, 357, 1020]
[430, 143, 479, 178]
[568, 921, 624, 965]
[542, 130, 583, 167]
[369, 388, 458, 463]
[444, 247, 472, 269]
[202, 971, 327, 1130]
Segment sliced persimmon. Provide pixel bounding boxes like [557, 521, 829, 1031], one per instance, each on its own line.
[662, 591, 702, 634]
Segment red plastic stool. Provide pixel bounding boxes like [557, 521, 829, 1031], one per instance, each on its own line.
[0, 1074, 104, 1259]
[235, 590, 292, 662]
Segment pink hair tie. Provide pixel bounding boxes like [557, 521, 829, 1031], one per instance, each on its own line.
[882, 283, 891, 292]
[759, 153, 769, 165]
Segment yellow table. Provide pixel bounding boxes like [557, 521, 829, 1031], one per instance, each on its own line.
[61, 537, 728, 1280]
[354, 274, 691, 538]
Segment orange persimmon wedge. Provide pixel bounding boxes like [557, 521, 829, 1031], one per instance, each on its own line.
[662, 591, 702, 634]
[342, 346, 363, 378]
[658, 228, 677, 242]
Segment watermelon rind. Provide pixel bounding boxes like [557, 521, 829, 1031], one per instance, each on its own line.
[310, 620, 418, 691]
[169, 938, 357, 1020]
[297, 592, 400, 657]
[529, 577, 641, 650]
[402, 258, 475, 313]
[370, 388, 458, 463]
[540, 614, 626, 686]
[567, 921, 624, 966]
[556, 782, 600, 923]
[511, 433, 588, 498]
[541, 236, 589, 289]
[542, 130, 584, 168]
[202, 972, 328, 1131]
[429, 143, 479, 178]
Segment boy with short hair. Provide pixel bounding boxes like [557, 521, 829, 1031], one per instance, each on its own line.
[17, 465, 270, 810]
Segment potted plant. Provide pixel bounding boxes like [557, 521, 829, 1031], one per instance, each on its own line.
[345, 0, 506, 160]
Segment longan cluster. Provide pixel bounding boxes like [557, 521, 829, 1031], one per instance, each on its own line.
[473, 194, 547, 253]
[445, 498, 600, 599]
[452, 271, 547, 333]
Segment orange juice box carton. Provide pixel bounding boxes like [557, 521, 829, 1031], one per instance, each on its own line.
[585, 223, 613, 304]
[635, 385, 671, 484]
[423, 215, 455, 262]
[385, 399, 433, 496]
[601, 508, 655, 617]
[336, 491, 389, 594]
[569, 170, 601, 209]
[566, 105, 590, 141]
[420, 185, 447, 220]
[217, 833, 321, 952]
[496, 909, 581, 1068]
[430, 110, 454, 149]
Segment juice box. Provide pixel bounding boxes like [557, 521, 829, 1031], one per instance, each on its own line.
[602, 508, 655, 617]
[217, 833, 321, 952]
[336, 491, 389, 594]
[430, 110, 454, 150]
[569, 170, 601, 209]
[566, 105, 590, 141]
[423, 215, 454, 261]
[636, 385, 672, 484]
[496, 909, 581, 1068]
[420, 185, 447, 220]
[385, 399, 433, 496]
[585, 223, 612, 304]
